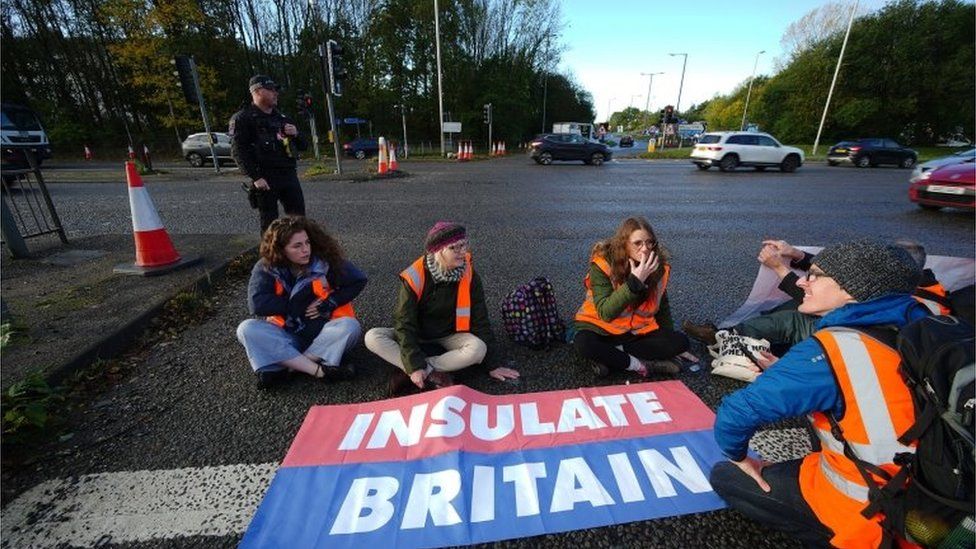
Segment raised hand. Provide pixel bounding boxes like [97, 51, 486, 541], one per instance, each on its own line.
[628, 250, 659, 283]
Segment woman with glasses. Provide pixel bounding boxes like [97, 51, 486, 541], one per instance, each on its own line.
[365, 222, 519, 396]
[573, 216, 692, 378]
[236, 216, 367, 388]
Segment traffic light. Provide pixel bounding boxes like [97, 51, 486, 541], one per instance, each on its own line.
[296, 90, 307, 117]
[664, 105, 675, 124]
[326, 40, 346, 96]
[304, 94, 313, 115]
[172, 55, 199, 105]
[483, 103, 492, 125]
[659, 109, 666, 124]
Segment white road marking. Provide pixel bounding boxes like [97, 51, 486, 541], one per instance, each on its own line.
[1, 462, 277, 548]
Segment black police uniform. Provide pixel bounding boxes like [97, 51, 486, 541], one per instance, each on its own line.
[229, 104, 308, 233]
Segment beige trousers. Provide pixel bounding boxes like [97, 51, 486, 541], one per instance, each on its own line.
[364, 327, 487, 373]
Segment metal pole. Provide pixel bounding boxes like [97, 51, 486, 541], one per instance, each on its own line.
[434, 0, 446, 156]
[166, 97, 182, 148]
[606, 97, 614, 122]
[641, 72, 662, 129]
[318, 43, 343, 174]
[487, 103, 492, 154]
[813, 0, 858, 156]
[740, 50, 765, 131]
[669, 53, 688, 113]
[400, 106, 408, 157]
[309, 113, 321, 160]
[187, 57, 219, 173]
[541, 36, 549, 133]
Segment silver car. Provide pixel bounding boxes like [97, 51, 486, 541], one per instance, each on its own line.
[182, 132, 234, 167]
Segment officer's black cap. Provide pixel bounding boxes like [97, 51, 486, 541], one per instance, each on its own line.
[249, 75, 280, 93]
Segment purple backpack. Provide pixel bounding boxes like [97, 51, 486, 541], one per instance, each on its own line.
[501, 277, 566, 349]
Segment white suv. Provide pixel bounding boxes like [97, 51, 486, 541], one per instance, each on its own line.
[690, 131, 804, 173]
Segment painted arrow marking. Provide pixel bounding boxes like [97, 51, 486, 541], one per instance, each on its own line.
[1, 462, 277, 548]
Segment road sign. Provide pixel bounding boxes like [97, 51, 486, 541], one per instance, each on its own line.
[443, 122, 462, 133]
[678, 123, 704, 132]
[342, 118, 368, 124]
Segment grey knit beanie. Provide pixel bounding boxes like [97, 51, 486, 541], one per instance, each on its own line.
[814, 239, 921, 302]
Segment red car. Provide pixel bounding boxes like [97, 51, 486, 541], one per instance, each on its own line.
[909, 161, 975, 211]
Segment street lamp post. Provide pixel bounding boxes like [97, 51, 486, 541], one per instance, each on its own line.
[668, 53, 688, 113]
[433, 0, 445, 156]
[640, 72, 663, 128]
[740, 49, 765, 131]
[395, 104, 409, 158]
[606, 97, 616, 122]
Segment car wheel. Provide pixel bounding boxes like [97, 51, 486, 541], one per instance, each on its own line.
[355, 150, 366, 160]
[719, 154, 738, 172]
[827, 160, 838, 166]
[780, 154, 800, 173]
[919, 204, 942, 211]
[900, 156, 916, 169]
[187, 152, 204, 167]
[539, 152, 553, 165]
[590, 153, 604, 166]
[696, 164, 710, 171]
[856, 155, 871, 168]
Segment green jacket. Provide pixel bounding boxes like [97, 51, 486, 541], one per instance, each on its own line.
[394, 263, 493, 373]
[575, 260, 674, 336]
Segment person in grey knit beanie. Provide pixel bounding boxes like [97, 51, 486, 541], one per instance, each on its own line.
[813, 239, 921, 302]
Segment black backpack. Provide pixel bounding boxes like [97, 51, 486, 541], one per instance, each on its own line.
[500, 277, 566, 349]
[831, 316, 975, 548]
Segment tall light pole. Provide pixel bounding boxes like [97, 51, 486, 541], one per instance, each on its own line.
[668, 53, 688, 113]
[605, 97, 616, 122]
[433, 0, 445, 156]
[541, 36, 550, 133]
[640, 72, 663, 128]
[813, 0, 859, 155]
[740, 49, 765, 131]
[395, 103, 408, 157]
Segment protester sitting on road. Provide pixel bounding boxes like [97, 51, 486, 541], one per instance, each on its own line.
[236, 216, 367, 388]
[364, 222, 519, 396]
[710, 239, 928, 548]
[684, 239, 951, 353]
[573, 216, 695, 378]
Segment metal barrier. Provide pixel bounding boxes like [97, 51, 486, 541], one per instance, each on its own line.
[1, 152, 67, 258]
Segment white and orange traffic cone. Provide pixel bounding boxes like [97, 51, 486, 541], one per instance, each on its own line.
[465, 141, 473, 160]
[500, 142, 506, 155]
[377, 137, 389, 174]
[490, 142, 497, 156]
[84, 145, 93, 161]
[127, 145, 136, 160]
[457, 141, 464, 161]
[389, 145, 399, 171]
[114, 161, 200, 276]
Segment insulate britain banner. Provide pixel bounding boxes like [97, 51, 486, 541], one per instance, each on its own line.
[242, 381, 726, 548]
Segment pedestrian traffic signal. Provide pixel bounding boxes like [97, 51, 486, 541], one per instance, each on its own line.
[664, 105, 675, 124]
[304, 94, 313, 114]
[483, 103, 492, 125]
[172, 55, 199, 105]
[327, 40, 346, 96]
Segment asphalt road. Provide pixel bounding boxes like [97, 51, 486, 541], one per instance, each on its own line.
[4, 157, 974, 548]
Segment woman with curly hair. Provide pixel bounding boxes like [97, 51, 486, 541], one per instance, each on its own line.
[573, 216, 693, 378]
[236, 216, 367, 388]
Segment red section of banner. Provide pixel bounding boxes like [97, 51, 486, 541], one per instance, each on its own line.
[282, 381, 714, 468]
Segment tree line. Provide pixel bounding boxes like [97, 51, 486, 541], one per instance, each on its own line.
[621, 0, 975, 146]
[1, 0, 595, 154]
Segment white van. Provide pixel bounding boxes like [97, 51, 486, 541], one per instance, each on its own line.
[1, 103, 52, 169]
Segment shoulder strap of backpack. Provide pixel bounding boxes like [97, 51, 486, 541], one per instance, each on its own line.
[914, 287, 954, 308]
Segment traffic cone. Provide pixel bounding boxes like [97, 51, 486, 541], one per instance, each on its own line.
[127, 145, 136, 160]
[457, 141, 464, 162]
[500, 142, 506, 155]
[114, 161, 201, 276]
[84, 145, 93, 161]
[377, 136, 389, 174]
[490, 142, 497, 156]
[465, 141, 473, 160]
[389, 146, 399, 171]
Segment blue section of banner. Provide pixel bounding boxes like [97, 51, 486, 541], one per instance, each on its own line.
[242, 430, 726, 548]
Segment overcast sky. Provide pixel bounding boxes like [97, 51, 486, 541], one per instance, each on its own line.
[558, 0, 893, 121]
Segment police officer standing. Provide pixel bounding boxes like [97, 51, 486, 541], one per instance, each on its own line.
[230, 75, 308, 233]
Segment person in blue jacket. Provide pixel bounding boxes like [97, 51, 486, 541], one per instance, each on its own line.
[710, 239, 928, 548]
[236, 216, 367, 388]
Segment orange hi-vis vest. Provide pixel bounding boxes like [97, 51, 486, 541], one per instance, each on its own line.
[574, 255, 670, 335]
[266, 276, 356, 328]
[913, 281, 951, 316]
[799, 327, 917, 549]
[399, 253, 473, 332]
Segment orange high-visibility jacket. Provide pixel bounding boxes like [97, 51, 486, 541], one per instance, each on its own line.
[399, 253, 473, 332]
[799, 327, 917, 549]
[913, 281, 951, 316]
[574, 254, 670, 335]
[266, 277, 356, 328]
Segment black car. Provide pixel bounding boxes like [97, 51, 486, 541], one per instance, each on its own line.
[529, 133, 612, 166]
[342, 137, 380, 159]
[827, 138, 917, 169]
[619, 135, 634, 148]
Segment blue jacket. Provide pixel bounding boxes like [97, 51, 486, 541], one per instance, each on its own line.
[247, 257, 367, 348]
[714, 294, 929, 461]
